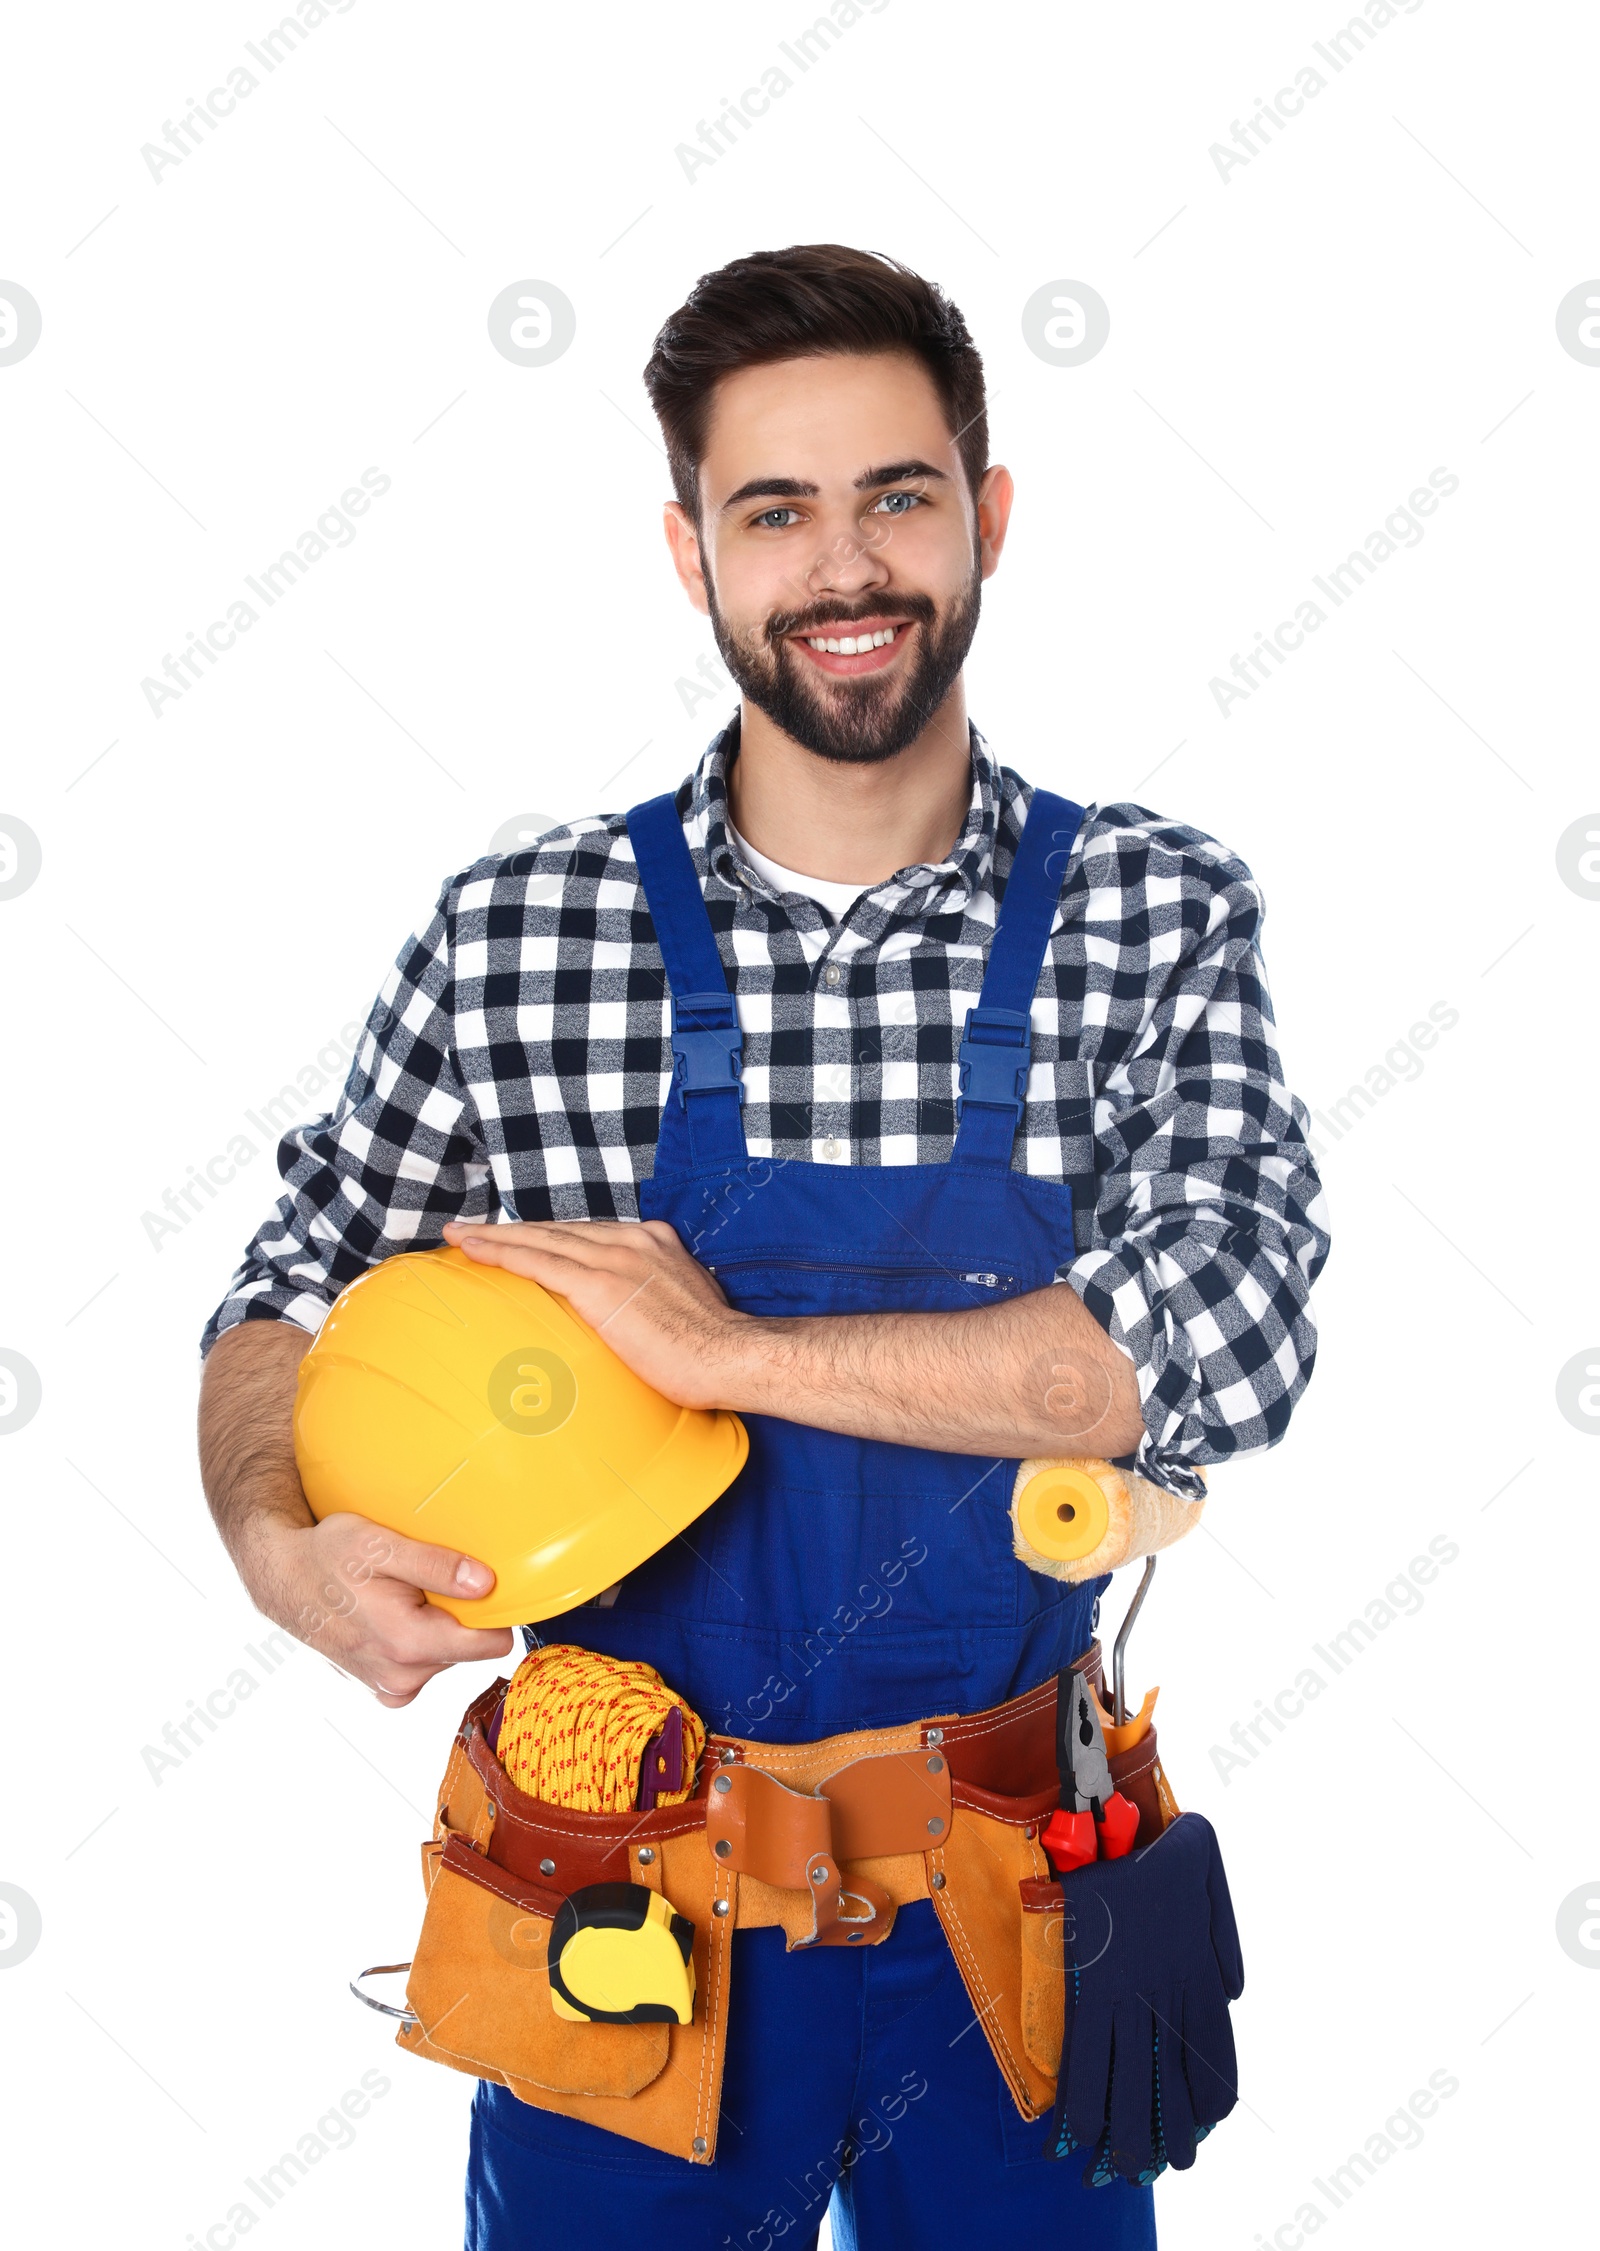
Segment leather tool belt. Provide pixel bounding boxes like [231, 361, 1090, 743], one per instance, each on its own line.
[391, 1643, 1178, 2166]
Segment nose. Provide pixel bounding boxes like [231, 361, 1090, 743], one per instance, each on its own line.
[793, 513, 893, 607]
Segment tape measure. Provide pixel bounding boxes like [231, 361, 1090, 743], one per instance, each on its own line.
[548, 1882, 696, 2025]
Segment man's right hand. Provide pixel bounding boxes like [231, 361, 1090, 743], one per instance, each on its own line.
[198, 1318, 514, 1707]
[249, 1511, 514, 1706]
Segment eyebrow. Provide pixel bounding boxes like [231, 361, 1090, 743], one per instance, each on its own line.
[718, 458, 951, 514]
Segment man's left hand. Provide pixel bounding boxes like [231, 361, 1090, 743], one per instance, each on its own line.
[442, 1219, 746, 1409]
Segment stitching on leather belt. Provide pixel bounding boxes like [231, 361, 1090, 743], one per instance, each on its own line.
[932, 1649, 1100, 1761]
[440, 1833, 563, 1917]
[1111, 1729, 1158, 1779]
[467, 1731, 708, 1842]
[487, 1795, 707, 1846]
[710, 1723, 929, 1770]
[950, 1779, 1058, 1826]
[694, 1865, 734, 2156]
[466, 1659, 1098, 1909]
[935, 1685, 1054, 1749]
[703, 1755, 943, 1941]
[928, 1840, 1032, 2104]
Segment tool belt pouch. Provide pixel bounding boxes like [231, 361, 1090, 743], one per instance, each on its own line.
[899, 1655, 1136, 2125]
[397, 1680, 735, 2167]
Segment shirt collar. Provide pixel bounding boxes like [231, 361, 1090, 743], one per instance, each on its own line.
[687, 710, 1001, 917]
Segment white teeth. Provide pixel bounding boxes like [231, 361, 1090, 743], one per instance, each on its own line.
[805, 626, 898, 655]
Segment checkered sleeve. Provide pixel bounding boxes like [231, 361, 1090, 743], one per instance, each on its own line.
[198, 872, 496, 1354]
[1061, 812, 1330, 1500]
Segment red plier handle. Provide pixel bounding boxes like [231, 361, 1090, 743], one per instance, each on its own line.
[1040, 1791, 1139, 1873]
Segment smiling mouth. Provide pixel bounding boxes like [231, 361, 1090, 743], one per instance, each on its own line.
[786, 618, 914, 677]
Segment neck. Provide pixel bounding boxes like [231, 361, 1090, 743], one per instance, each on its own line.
[726, 683, 973, 883]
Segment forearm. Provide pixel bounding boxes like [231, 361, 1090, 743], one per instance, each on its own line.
[718, 1282, 1144, 1459]
[196, 1315, 511, 1698]
[197, 1320, 316, 1597]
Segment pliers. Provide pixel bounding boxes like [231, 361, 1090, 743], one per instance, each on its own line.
[1041, 1668, 1140, 1873]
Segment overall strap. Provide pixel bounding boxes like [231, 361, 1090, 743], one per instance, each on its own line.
[952, 787, 1087, 1167]
[626, 793, 749, 1171]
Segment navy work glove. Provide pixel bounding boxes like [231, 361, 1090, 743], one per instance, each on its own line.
[1048, 1809, 1244, 2186]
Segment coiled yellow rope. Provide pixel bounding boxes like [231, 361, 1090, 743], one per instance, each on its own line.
[496, 1643, 707, 1813]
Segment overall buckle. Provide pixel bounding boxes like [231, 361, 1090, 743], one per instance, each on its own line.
[956, 1003, 1031, 1120]
[670, 990, 744, 1106]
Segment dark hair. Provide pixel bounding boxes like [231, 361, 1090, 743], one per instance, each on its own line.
[642, 243, 988, 519]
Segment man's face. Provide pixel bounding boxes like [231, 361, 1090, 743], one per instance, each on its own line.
[667, 352, 1008, 765]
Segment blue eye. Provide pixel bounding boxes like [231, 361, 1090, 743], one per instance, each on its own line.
[754, 507, 801, 528]
[872, 490, 924, 515]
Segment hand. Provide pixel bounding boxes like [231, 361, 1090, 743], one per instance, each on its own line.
[443, 1217, 748, 1409]
[250, 1509, 514, 1707]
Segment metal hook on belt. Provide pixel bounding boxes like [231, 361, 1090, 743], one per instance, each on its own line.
[1111, 1553, 1157, 1727]
[349, 1962, 419, 2028]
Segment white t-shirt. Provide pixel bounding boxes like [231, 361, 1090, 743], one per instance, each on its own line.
[728, 821, 871, 920]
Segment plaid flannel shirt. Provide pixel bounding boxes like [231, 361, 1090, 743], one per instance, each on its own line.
[202, 719, 1330, 1498]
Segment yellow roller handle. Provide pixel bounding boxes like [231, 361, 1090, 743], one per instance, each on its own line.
[1011, 1456, 1204, 1583]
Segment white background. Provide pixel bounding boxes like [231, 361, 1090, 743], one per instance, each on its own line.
[1, 2, 1596, 2245]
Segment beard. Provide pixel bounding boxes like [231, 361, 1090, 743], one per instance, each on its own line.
[703, 561, 983, 767]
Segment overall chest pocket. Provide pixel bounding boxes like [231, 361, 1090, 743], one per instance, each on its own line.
[704, 1254, 1020, 1318]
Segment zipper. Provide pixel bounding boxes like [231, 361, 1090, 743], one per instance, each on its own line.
[706, 1257, 1011, 1288]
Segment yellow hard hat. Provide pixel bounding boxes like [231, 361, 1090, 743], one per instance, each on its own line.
[292, 1245, 748, 1627]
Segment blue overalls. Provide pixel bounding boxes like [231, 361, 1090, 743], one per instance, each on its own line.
[466, 784, 1157, 2249]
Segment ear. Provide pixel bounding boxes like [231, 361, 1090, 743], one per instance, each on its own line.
[975, 463, 1015, 581]
[663, 500, 711, 618]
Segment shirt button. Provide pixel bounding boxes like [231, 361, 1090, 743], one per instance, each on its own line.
[821, 1138, 841, 1161]
[823, 963, 842, 989]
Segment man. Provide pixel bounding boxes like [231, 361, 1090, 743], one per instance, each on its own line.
[199, 244, 1329, 2247]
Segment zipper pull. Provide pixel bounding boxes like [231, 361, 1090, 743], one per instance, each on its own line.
[961, 1271, 1000, 1287]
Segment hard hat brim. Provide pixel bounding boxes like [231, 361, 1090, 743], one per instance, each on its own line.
[429, 1402, 749, 1626]
[293, 1247, 751, 1626]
